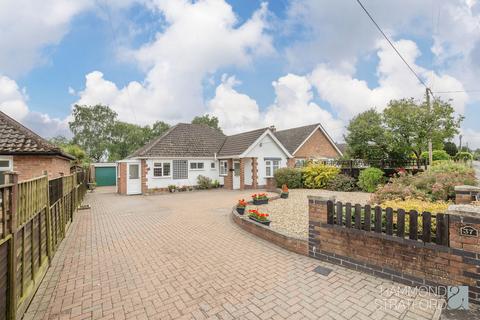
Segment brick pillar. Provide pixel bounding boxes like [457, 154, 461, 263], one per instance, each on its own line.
[308, 196, 335, 257]
[251, 157, 258, 189]
[447, 205, 480, 253]
[455, 185, 480, 204]
[224, 159, 233, 190]
[140, 160, 148, 194]
[239, 158, 245, 190]
[287, 158, 296, 168]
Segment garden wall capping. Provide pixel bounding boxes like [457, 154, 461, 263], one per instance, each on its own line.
[447, 204, 480, 219]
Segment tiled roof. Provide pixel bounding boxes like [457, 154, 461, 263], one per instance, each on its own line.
[274, 124, 319, 154]
[217, 127, 269, 157]
[129, 123, 226, 158]
[0, 111, 74, 159]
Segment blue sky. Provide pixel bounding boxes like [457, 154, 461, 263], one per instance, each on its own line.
[0, 0, 479, 148]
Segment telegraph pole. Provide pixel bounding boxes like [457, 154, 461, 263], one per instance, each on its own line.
[459, 134, 463, 151]
[426, 88, 433, 166]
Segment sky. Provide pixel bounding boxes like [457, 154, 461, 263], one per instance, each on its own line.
[0, 0, 479, 149]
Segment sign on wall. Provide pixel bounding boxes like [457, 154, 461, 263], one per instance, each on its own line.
[459, 225, 478, 237]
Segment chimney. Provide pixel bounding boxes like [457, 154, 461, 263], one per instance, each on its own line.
[269, 125, 276, 132]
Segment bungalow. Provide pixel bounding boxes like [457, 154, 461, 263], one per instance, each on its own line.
[117, 122, 342, 195]
[0, 111, 75, 184]
[274, 123, 343, 167]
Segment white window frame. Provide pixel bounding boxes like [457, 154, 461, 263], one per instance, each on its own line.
[189, 161, 205, 170]
[152, 161, 172, 178]
[265, 159, 280, 178]
[219, 160, 228, 176]
[0, 156, 13, 172]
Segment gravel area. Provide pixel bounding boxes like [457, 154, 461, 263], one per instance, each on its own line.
[246, 189, 372, 240]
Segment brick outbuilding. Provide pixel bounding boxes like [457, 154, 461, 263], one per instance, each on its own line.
[0, 111, 75, 183]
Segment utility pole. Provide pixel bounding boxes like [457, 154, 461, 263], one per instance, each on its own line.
[459, 134, 463, 151]
[426, 88, 433, 166]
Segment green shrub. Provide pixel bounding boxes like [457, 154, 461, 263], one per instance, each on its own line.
[372, 162, 477, 203]
[358, 168, 385, 193]
[454, 151, 473, 161]
[196, 175, 212, 189]
[420, 150, 451, 161]
[301, 164, 339, 189]
[326, 174, 359, 192]
[274, 167, 302, 188]
[429, 160, 474, 174]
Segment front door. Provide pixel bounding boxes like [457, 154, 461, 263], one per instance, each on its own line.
[127, 162, 142, 195]
[233, 160, 241, 190]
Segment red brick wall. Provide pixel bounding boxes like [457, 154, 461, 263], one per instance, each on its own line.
[117, 162, 127, 195]
[13, 155, 71, 181]
[294, 129, 340, 159]
[287, 158, 295, 168]
[141, 160, 148, 194]
[308, 197, 480, 305]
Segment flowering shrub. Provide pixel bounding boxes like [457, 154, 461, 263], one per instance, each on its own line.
[251, 193, 268, 200]
[379, 198, 450, 214]
[301, 163, 339, 189]
[281, 184, 289, 194]
[373, 161, 476, 203]
[237, 199, 247, 208]
[248, 209, 270, 221]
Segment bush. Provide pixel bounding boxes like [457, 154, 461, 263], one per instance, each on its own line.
[358, 168, 385, 193]
[420, 150, 451, 161]
[454, 151, 473, 161]
[196, 175, 212, 189]
[274, 168, 303, 188]
[372, 162, 477, 203]
[301, 164, 339, 189]
[379, 198, 450, 214]
[326, 174, 359, 192]
[429, 160, 474, 174]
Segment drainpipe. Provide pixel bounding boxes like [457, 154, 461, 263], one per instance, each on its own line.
[214, 152, 217, 161]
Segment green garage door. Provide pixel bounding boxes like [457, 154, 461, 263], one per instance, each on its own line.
[95, 166, 116, 186]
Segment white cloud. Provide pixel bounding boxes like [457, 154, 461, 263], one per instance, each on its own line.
[0, 74, 70, 138]
[0, 0, 93, 76]
[309, 39, 469, 119]
[208, 73, 344, 141]
[76, 0, 273, 125]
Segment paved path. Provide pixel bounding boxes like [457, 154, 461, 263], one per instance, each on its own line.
[24, 188, 442, 320]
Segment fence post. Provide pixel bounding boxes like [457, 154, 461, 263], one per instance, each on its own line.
[44, 171, 52, 264]
[7, 172, 18, 320]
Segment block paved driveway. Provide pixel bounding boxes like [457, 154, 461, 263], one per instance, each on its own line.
[24, 188, 443, 320]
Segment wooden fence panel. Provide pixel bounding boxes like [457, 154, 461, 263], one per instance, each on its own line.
[0, 240, 9, 320]
[0, 170, 87, 320]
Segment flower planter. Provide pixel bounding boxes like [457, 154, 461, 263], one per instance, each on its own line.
[249, 216, 271, 226]
[253, 199, 268, 205]
[280, 193, 289, 199]
[237, 207, 245, 215]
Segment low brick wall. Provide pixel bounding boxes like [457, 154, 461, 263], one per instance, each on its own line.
[308, 196, 480, 306]
[232, 194, 308, 255]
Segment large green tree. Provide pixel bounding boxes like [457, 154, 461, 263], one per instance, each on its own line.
[344, 109, 394, 160]
[191, 114, 222, 132]
[344, 97, 463, 160]
[107, 121, 170, 161]
[69, 105, 117, 161]
[383, 98, 463, 159]
[49, 136, 89, 165]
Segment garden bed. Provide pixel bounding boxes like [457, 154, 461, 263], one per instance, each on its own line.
[245, 189, 371, 239]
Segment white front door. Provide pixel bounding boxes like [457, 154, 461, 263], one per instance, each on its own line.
[127, 161, 142, 195]
[233, 160, 241, 190]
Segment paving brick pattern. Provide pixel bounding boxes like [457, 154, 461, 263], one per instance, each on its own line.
[24, 188, 443, 320]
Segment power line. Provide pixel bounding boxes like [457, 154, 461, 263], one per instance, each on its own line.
[355, 0, 429, 89]
[433, 90, 480, 94]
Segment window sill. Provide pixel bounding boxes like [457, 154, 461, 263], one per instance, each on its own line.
[189, 169, 205, 171]
[152, 176, 172, 179]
